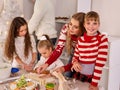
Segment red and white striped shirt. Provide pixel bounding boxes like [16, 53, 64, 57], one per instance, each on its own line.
[73, 32, 108, 86]
[45, 24, 78, 65]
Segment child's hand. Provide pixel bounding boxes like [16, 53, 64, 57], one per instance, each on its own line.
[29, 62, 34, 66]
[24, 64, 33, 72]
[29, 63, 34, 69]
[89, 84, 99, 90]
[54, 66, 65, 73]
[36, 63, 48, 74]
[71, 61, 82, 72]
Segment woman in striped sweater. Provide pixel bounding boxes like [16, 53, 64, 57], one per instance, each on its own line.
[37, 12, 86, 74]
[71, 11, 108, 90]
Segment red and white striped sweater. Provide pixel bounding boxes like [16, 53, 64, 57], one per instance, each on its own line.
[45, 24, 78, 65]
[72, 32, 108, 86]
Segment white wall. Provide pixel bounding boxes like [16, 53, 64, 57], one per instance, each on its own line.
[55, 0, 77, 17]
[92, 0, 120, 36]
[77, 0, 91, 13]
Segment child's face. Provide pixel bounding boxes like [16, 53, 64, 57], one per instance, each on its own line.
[38, 46, 52, 59]
[18, 25, 27, 37]
[84, 20, 100, 36]
[68, 18, 80, 36]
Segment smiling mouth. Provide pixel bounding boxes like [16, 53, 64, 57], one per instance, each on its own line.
[89, 29, 94, 32]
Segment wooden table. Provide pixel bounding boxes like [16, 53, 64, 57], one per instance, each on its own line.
[0, 69, 90, 90]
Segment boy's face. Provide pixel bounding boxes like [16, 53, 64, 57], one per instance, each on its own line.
[38, 46, 52, 59]
[18, 25, 27, 37]
[84, 20, 100, 36]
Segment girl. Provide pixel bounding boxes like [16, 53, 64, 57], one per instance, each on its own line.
[37, 12, 86, 74]
[71, 11, 108, 90]
[4, 17, 37, 71]
[34, 34, 64, 71]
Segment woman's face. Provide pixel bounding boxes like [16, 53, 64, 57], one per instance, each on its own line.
[18, 25, 27, 37]
[38, 46, 52, 59]
[68, 18, 80, 36]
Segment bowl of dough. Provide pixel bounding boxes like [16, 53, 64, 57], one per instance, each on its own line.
[0, 62, 12, 80]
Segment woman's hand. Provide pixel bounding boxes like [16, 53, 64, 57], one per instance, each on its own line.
[89, 84, 99, 90]
[36, 63, 48, 74]
[71, 61, 82, 72]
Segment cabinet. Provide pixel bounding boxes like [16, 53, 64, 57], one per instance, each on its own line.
[100, 36, 120, 90]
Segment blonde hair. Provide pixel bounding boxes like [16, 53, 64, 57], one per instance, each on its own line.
[66, 12, 86, 55]
[84, 11, 100, 24]
[37, 34, 54, 50]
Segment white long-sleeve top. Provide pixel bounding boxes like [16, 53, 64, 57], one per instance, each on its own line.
[12, 35, 37, 67]
[34, 56, 64, 71]
[28, 0, 57, 40]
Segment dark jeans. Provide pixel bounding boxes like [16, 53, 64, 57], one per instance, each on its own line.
[51, 38, 57, 46]
[37, 38, 57, 60]
[64, 53, 74, 78]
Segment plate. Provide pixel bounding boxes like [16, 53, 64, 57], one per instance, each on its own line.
[9, 78, 39, 90]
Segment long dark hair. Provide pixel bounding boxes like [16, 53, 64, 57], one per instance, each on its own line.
[4, 17, 32, 60]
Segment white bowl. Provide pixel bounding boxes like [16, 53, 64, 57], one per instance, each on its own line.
[0, 62, 12, 80]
